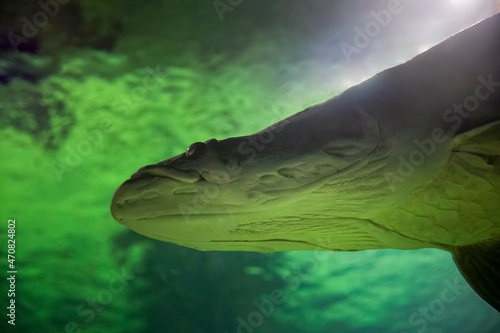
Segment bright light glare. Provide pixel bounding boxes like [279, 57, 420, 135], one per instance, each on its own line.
[449, 0, 478, 8]
[417, 44, 433, 54]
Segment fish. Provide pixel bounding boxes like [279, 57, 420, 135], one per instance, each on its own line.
[111, 14, 500, 311]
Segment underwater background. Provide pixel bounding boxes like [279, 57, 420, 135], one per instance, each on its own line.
[1, 1, 499, 332]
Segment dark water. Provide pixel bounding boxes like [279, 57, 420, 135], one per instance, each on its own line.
[0, 1, 499, 332]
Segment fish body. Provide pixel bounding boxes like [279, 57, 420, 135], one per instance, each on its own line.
[111, 14, 500, 310]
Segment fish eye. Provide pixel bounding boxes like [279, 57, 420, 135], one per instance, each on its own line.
[186, 142, 206, 159]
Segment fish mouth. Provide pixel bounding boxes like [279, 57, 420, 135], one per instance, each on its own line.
[111, 159, 311, 225]
[130, 164, 202, 183]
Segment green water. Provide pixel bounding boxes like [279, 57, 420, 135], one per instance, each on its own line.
[1, 1, 499, 332]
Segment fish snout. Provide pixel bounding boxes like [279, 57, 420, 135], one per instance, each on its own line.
[110, 176, 159, 225]
[110, 165, 202, 225]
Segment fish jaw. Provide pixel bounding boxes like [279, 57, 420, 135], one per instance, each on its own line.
[109, 172, 342, 252]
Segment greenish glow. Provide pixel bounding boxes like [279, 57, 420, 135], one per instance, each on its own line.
[1, 54, 497, 330]
[1, 2, 498, 332]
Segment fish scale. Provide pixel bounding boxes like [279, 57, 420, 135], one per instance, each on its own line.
[375, 152, 500, 247]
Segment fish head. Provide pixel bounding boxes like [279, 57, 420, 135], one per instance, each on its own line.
[111, 103, 385, 252]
